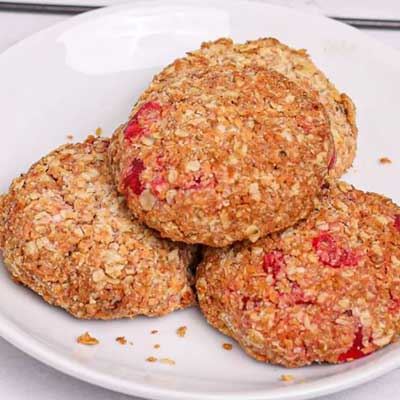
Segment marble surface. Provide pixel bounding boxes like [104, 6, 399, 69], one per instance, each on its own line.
[0, 3, 399, 400]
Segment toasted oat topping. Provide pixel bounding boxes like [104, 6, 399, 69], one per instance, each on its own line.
[0, 136, 195, 319]
[109, 63, 332, 247]
[77, 332, 99, 345]
[196, 182, 400, 367]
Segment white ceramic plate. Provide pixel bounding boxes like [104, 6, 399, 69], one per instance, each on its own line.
[1, 1, 400, 399]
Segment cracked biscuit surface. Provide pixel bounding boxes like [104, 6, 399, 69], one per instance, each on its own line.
[109, 64, 332, 247]
[172, 37, 357, 177]
[196, 182, 400, 367]
[0, 137, 195, 319]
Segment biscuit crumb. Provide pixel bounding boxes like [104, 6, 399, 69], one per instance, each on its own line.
[76, 332, 99, 346]
[379, 157, 392, 165]
[176, 326, 187, 337]
[95, 127, 103, 137]
[116, 336, 127, 345]
[154, 344, 160, 349]
[66, 134, 74, 140]
[146, 356, 158, 363]
[150, 329, 158, 334]
[129, 342, 134, 346]
[280, 374, 295, 382]
[159, 357, 176, 366]
[222, 343, 233, 350]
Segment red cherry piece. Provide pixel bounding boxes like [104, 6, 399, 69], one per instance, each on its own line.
[181, 174, 217, 191]
[242, 296, 262, 311]
[151, 176, 167, 197]
[328, 147, 336, 170]
[296, 116, 312, 133]
[124, 159, 145, 195]
[124, 101, 161, 142]
[389, 299, 400, 312]
[312, 233, 341, 267]
[291, 283, 313, 305]
[338, 327, 366, 362]
[388, 291, 400, 312]
[124, 119, 142, 141]
[394, 215, 400, 232]
[263, 251, 285, 279]
[138, 101, 162, 115]
[312, 232, 360, 268]
[339, 248, 361, 267]
[155, 154, 165, 169]
[242, 296, 249, 310]
[183, 176, 203, 190]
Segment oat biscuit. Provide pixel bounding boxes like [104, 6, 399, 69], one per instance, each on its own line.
[0, 137, 195, 319]
[109, 64, 332, 247]
[165, 37, 357, 177]
[196, 182, 400, 367]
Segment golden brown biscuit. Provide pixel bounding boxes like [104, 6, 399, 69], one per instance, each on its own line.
[109, 64, 332, 247]
[172, 37, 357, 177]
[197, 182, 400, 367]
[0, 137, 195, 319]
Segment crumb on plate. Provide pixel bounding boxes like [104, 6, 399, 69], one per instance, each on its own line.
[222, 343, 233, 351]
[379, 157, 392, 164]
[159, 358, 176, 366]
[76, 332, 99, 346]
[176, 326, 187, 337]
[116, 336, 127, 345]
[146, 356, 158, 363]
[280, 374, 295, 383]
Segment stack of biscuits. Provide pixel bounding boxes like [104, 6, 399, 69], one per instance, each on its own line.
[1, 38, 399, 368]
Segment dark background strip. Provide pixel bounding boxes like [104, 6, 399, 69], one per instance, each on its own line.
[0, 1, 400, 30]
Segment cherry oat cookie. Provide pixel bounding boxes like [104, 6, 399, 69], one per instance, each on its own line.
[161, 37, 357, 178]
[109, 64, 332, 247]
[196, 182, 400, 367]
[0, 137, 195, 319]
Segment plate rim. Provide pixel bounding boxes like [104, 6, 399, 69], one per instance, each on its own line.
[2, 309, 400, 400]
[1, 1, 400, 399]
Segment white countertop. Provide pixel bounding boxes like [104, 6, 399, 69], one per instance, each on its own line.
[0, 4, 400, 400]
